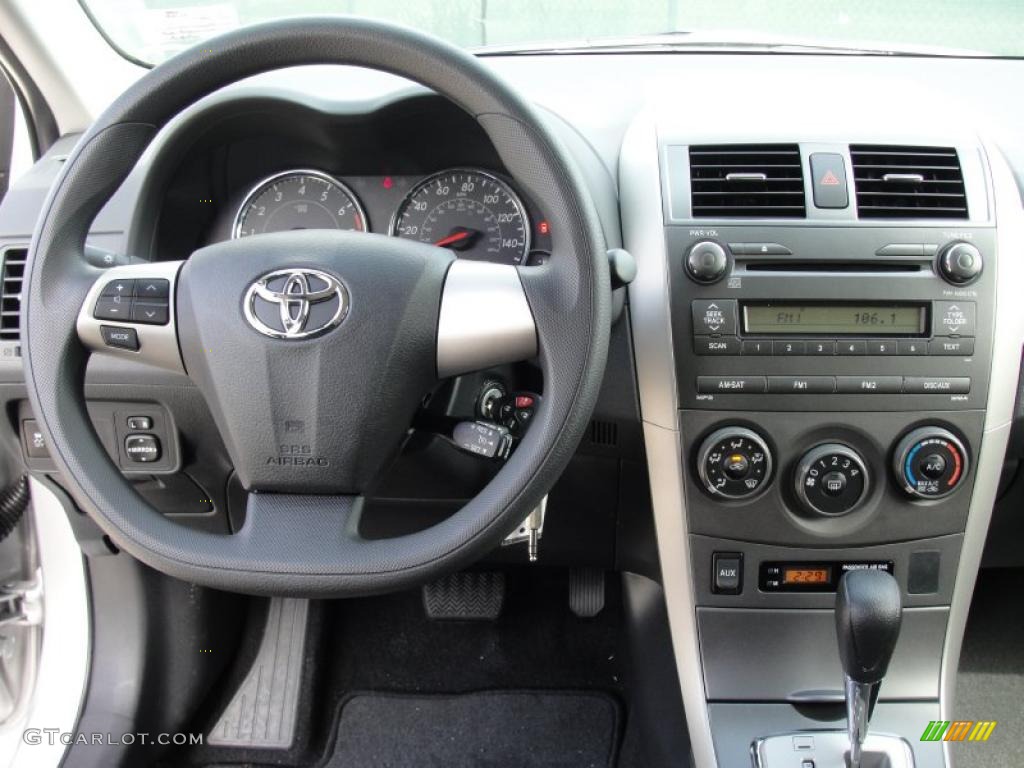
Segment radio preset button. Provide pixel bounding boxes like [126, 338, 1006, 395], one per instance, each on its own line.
[767, 376, 835, 394]
[933, 301, 976, 337]
[742, 340, 772, 356]
[929, 338, 975, 356]
[773, 340, 806, 355]
[696, 376, 767, 394]
[897, 339, 928, 355]
[866, 340, 899, 355]
[808, 340, 836, 355]
[903, 377, 971, 394]
[694, 337, 741, 355]
[836, 376, 903, 394]
[691, 299, 737, 335]
[837, 340, 866, 355]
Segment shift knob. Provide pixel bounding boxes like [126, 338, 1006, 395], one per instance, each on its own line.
[835, 569, 902, 685]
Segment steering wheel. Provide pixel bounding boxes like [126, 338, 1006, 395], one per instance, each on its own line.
[23, 17, 610, 596]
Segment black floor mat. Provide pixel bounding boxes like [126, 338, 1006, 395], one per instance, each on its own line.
[325, 691, 620, 768]
[951, 568, 1024, 768]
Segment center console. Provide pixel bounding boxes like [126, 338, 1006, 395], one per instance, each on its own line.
[621, 110, 1024, 768]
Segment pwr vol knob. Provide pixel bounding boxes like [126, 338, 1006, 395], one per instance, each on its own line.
[697, 427, 773, 499]
[894, 427, 969, 499]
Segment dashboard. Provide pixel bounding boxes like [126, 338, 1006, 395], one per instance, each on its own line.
[146, 94, 551, 265]
[3, 50, 1024, 768]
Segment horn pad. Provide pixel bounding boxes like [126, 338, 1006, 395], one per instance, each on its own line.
[176, 230, 454, 493]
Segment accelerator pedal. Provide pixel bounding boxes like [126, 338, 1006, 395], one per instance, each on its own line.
[208, 597, 309, 749]
[423, 571, 505, 621]
[569, 568, 606, 618]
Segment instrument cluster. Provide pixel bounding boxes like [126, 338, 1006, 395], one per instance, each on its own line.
[231, 166, 550, 266]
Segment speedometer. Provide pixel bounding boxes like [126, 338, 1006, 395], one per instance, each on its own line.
[233, 170, 367, 238]
[390, 169, 531, 264]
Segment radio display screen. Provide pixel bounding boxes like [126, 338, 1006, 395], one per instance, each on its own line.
[742, 302, 927, 336]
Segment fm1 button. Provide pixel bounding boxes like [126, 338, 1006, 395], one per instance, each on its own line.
[125, 434, 161, 463]
[713, 552, 743, 595]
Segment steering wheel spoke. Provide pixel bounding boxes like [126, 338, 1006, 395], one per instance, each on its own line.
[436, 260, 537, 378]
[75, 260, 186, 373]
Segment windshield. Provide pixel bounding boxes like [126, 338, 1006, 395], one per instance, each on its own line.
[80, 0, 1023, 65]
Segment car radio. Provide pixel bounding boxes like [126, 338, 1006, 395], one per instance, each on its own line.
[668, 225, 995, 411]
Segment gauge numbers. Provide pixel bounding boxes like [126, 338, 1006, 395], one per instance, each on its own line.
[233, 170, 367, 238]
[391, 169, 530, 265]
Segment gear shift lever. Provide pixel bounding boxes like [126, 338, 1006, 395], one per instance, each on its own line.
[835, 569, 903, 768]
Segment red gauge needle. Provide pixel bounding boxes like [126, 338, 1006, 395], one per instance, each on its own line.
[434, 230, 473, 248]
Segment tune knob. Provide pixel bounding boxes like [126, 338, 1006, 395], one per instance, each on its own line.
[937, 241, 983, 285]
[685, 241, 728, 284]
[697, 427, 772, 499]
[795, 444, 869, 516]
[893, 427, 969, 499]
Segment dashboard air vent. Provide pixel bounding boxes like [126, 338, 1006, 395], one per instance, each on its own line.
[689, 144, 805, 218]
[850, 145, 968, 219]
[0, 247, 27, 342]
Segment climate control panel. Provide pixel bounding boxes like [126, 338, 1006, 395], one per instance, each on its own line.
[893, 427, 969, 499]
[794, 443, 869, 516]
[696, 427, 772, 499]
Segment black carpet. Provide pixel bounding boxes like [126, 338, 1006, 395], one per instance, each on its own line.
[326, 691, 620, 768]
[950, 568, 1024, 768]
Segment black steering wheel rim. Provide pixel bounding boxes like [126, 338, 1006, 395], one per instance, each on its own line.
[22, 16, 610, 596]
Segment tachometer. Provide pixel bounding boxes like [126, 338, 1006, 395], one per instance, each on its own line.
[390, 169, 530, 264]
[233, 170, 367, 238]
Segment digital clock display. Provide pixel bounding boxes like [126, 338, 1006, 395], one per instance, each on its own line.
[782, 567, 832, 585]
[742, 303, 926, 335]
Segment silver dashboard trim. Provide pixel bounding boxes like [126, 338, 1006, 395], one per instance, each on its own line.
[621, 109, 719, 768]
[436, 260, 537, 378]
[939, 140, 1024, 766]
[75, 260, 186, 374]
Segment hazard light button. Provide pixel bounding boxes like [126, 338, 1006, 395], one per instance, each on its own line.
[810, 152, 849, 209]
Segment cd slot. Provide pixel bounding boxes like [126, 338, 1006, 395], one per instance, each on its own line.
[742, 261, 922, 274]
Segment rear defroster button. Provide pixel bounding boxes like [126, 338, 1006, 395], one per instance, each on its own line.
[125, 434, 161, 463]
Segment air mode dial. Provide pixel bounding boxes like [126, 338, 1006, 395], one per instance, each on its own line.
[794, 444, 869, 516]
[893, 427, 969, 499]
[697, 427, 773, 499]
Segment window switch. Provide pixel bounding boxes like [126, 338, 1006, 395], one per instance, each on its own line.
[713, 552, 743, 594]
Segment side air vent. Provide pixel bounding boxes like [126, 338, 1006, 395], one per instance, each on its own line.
[0, 247, 27, 342]
[689, 144, 806, 218]
[587, 419, 619, 448]
[850, 145, 968, 219]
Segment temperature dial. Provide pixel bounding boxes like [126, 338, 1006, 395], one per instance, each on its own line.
[795, 444, 869, 516]
[893, 427, 969, 499]
[697, 427, 773, 499]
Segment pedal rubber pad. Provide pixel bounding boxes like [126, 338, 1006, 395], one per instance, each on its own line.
[569, 568, 606, 618]
[423, 571, 505, 621]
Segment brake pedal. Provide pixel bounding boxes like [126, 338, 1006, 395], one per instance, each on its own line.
[423, 571, 505, 621]
[569, 568, 605, 618]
